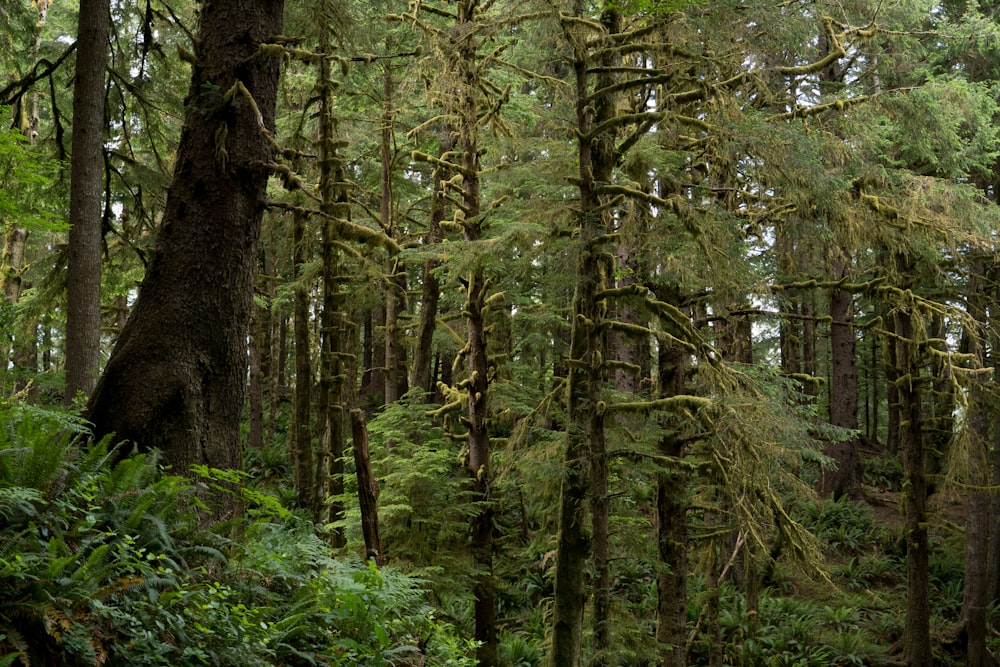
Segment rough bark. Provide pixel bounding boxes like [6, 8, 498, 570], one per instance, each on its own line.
[823, 250, 863, 499]
[316, 28, 347, 536]
[656, 335, 688, 667]
[892, 290, 931, 667]
[451, 2, 496, 662]
[65, 0, 109, 404]
[86, 0, 285, 502]
[551, 8, 619, 666]
[292, 210, 314, 513]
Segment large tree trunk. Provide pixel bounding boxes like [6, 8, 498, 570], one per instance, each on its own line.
[551, 8, 619, 666]
[823, 249, 862, 499]
[86, 0, 285, 499]
[65, 0, 109, 404]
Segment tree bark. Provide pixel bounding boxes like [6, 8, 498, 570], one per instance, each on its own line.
[412, 126, 452, 395]
[65, 0, 109, 405]
[350, 409, 383, 566]
[292, 209, 314, 513]
[962, 259, 991, 667]
[86, 0, 285, 504]
[823, 249, 862, 499]
[891, 287, 931, 667]
[551, 8, 619, 665]
[316, 25, 346, 537]
[656, 334, 688, 667]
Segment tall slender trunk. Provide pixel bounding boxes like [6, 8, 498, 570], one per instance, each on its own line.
[551, 8, 619, 665]
[412, 126, 452, 395]
[890, 273, 931, 667]
[451, 3, 496, 662]
[316, 23, 346, 536]
[380, 51, 407, 407]
[292, 210, 314, 513]
[65, 0, 110, 404]
[962, 259, 991, 667]
[656, 331, 688, 667]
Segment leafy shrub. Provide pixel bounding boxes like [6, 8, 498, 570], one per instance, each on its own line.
[0, 401, 476, 666]
[862, 451, 903, 491]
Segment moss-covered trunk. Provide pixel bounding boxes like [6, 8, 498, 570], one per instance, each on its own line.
[87, 0, 285, 508]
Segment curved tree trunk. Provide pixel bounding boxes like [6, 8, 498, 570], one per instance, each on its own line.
[87, 0, 285, 504]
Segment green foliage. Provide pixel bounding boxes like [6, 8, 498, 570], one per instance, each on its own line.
[693, 590, 888, 667]
[794, 496, 875, 556]
[0, 117, 62, 233]
[340, 392, 479, 601]
[863, 451, 903, 491]
[0, 401, 475, 666]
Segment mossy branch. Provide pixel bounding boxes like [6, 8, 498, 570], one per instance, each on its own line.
[269, 202, 399, 253]
[411, 149, 465, 174]
[776, 95, 869, 121]
[775, 17, 845, 75]
[608, 394, 711, 415]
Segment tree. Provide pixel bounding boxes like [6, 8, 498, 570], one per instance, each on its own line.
[64, 0, 109, 405]
[87, 0, 285, 497]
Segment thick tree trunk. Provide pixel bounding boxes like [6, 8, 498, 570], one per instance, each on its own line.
[86, 0, 285, 501]
[823, 250, 862, 499]
[65, 0, 109, 404]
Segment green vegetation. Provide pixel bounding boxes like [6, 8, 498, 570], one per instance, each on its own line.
[3, 0, 1000, 664]
[0, 402, 473, 666]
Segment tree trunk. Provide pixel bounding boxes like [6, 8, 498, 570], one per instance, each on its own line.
[86, 0, 285, 505]
[452, 3, 495, 662]
[892, 288, 931, 667]
[412, 126, 452, 395]
[65, 0, 109, 405]
[248, 308, 265, 451]
[962, 259, 991, 667]
[551, 8, 619, 665]
[316, 25, 347, 536]
[656, 335, 688, 667]
[350, 409, 383, 566]
[292, 210, 314, 513]
[823, 250, 862, 499]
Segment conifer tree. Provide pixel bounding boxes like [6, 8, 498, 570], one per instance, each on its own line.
[87, 0, 285, 500]
[65, 0, 109, 404]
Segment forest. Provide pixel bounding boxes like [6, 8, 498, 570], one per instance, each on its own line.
[3, 0, 1000, 665]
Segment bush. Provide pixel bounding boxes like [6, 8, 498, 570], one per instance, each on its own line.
[0, 401, 475, 666]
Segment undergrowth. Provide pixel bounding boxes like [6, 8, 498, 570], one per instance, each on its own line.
[0, 400, 475, 666]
